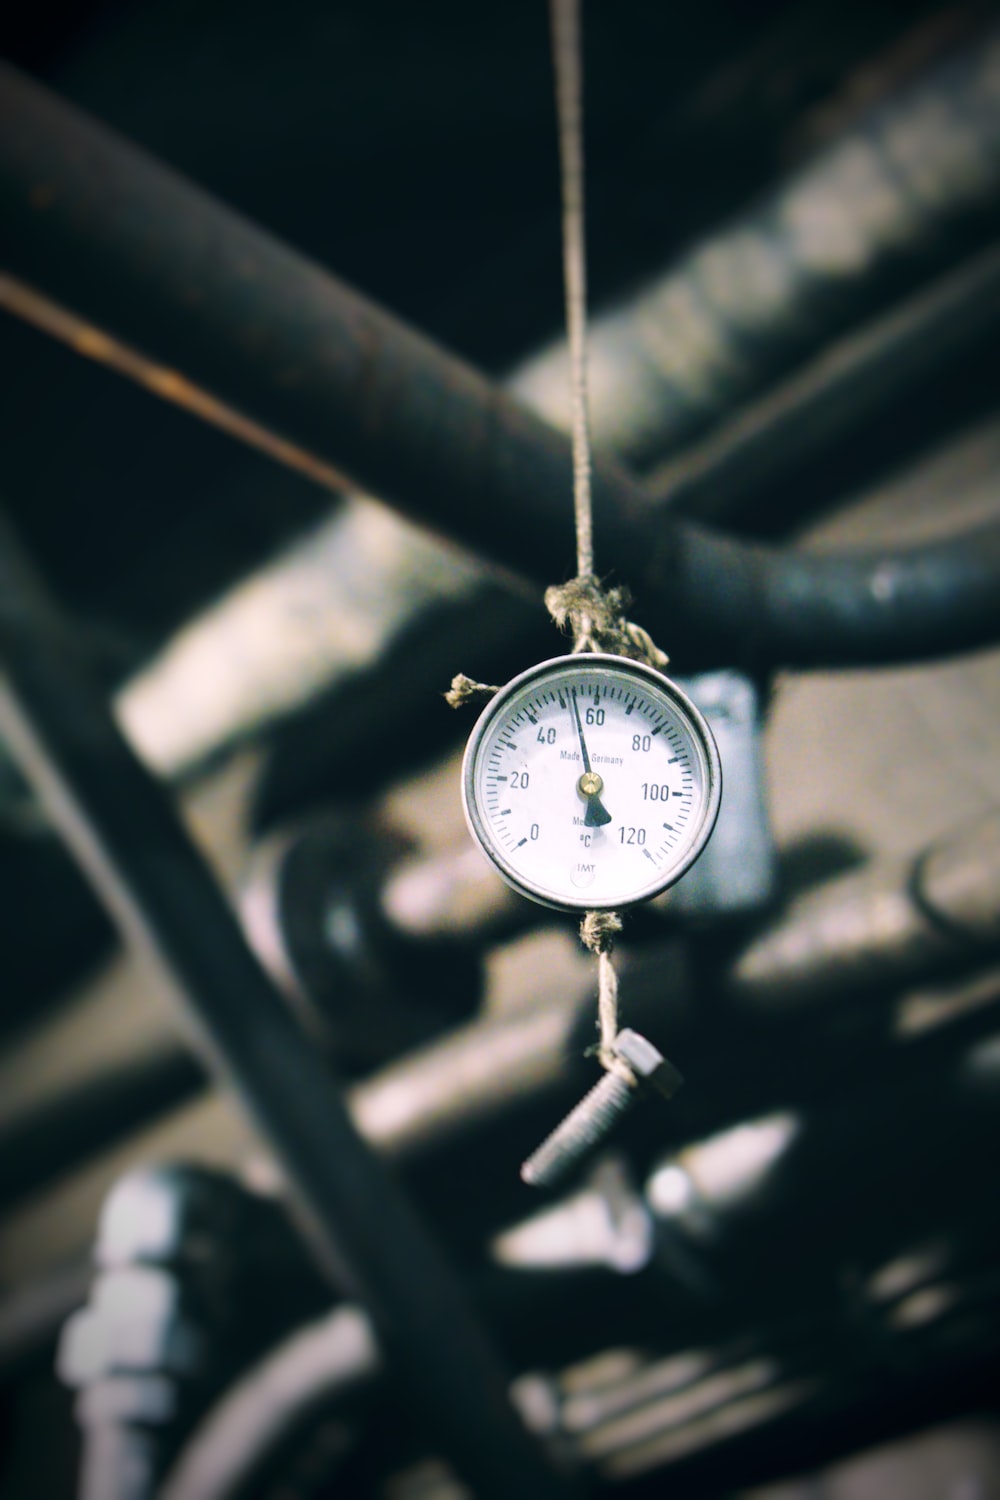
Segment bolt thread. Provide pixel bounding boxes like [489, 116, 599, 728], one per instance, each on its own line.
[520, 1069, 636, 1189]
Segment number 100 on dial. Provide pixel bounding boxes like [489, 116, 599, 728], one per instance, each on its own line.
[461, 654, 722, 912]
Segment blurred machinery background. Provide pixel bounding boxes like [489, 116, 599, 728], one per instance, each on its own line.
[2, 0, 1000, 1496]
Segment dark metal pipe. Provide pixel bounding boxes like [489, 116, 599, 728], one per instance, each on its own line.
[7, 1006, 1000, 1390]
[0, 1040, 204, 1212]
[524, 23, 1000, 473]
[5, 807, 1000, 1216]
[0, 1258, 92, 1375]
[253, 808, 1000, 1021]
[0, 515, 566, 1500]
[644, 242, 1000, 527]
[731, 811, 1000, 1012]
[0, 64, 999, 669]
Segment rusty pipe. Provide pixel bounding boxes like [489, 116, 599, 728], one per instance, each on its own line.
[1, 64, 1000, 669]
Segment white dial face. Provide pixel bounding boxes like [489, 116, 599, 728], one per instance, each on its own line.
[462, 654, 721, 911]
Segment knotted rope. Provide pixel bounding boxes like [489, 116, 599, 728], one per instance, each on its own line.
[448, 0, 669, 1081]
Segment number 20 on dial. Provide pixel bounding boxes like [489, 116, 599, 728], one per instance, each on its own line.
[461, 654, 722, 912]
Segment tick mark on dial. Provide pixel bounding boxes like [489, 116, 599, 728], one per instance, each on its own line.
[516, 837, 528, 848]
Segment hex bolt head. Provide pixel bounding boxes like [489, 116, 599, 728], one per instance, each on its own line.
[520, 1029, 683, 1190]
[614, 1028, 683, 1099]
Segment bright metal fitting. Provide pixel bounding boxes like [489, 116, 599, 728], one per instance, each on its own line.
[520, 1028, 682, 1190]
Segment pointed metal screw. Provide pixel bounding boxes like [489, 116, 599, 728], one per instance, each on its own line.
[520, 1028, 683, 1190]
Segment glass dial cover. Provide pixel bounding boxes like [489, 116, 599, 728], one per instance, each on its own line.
[461, 654, 722, 911]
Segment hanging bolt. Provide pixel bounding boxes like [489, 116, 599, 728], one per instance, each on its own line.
[520, 1028, 682, 1189]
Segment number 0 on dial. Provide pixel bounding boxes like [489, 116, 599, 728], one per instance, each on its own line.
[461, 654, 722, 912]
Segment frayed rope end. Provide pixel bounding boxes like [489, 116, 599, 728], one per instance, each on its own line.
[545, 577, 668, 668]
[444, 674, 500, 710]
[580, 908, 622, 954]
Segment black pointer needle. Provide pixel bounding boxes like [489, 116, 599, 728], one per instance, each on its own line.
[584, 796, 613, 829]
[570, 690, 613, 828]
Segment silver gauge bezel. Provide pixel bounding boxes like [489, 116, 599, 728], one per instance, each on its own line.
[461, 652, 722, 912]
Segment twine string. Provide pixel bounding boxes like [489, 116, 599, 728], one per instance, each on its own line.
[450, 0, 671, 1084]
[550, 0, 593, 582]
[550, 0, 633, 1077]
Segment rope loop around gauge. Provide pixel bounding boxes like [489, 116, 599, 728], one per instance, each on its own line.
[544, 577, 669, 668]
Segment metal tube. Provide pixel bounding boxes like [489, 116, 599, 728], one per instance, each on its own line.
[516, 22, 1000, 470]
[0, 515, 566, 1500]
[4, 807, 1000, 1213]
[731, 811, 1000, 1011]
[0, 1041, 203, 1211]
[1, 64, 999, 669]
[644, 242, 1000, 526]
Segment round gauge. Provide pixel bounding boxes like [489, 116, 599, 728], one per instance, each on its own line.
[461, 653, 721, 912]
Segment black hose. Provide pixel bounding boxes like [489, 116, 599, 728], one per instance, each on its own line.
[0, 62, 998, 673]
[662, 519, 1000, 670]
